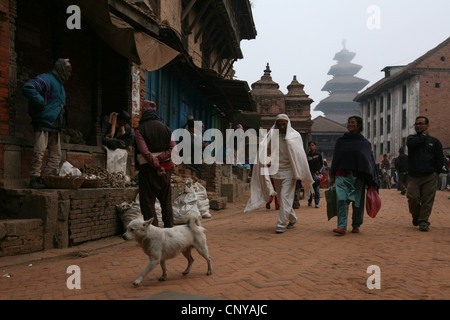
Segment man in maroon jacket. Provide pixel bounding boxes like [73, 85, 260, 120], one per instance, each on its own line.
[135, 100, 176, 228]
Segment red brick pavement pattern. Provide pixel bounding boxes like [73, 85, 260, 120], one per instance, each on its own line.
[1, 189, 450, 300]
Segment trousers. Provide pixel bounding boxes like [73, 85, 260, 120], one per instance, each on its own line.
[30, 131, 61, 178]
[398, 172, 408, 192]
[335, 173, 365, 229]
[407, 173, 438, 226]
[138, 169, 173, 228]
[308, 183, 321, 205]
[272, 170, 297, 230]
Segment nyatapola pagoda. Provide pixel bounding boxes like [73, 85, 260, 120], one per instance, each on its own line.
[315, 41, 369, 125]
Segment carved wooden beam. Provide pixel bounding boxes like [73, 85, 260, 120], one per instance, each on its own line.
[195, 9, 214, 43]
[181, 0, 197, 21]
[211, 45, 226, 69]
[187, 0, 210, 34]
[223, 59, 235, 78]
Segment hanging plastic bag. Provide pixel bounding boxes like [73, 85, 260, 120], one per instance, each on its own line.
[105, 147, 128, 173]
[366, 186, 381, 218]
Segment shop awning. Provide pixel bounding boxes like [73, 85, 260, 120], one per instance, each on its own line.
[66, 0, 179, 72]
[133, 31, 180, 72]
[198, 68, 256, 112]
[229, 110, 261, 130]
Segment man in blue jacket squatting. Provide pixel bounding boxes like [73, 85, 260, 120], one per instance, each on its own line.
[23, 58, 72, 189]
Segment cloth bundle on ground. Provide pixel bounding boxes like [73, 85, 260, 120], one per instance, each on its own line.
[173, 179, 202, 225]
[116, 193, 163, 229]
[192, 181, 211, 219]
[117, 178, 212, 227]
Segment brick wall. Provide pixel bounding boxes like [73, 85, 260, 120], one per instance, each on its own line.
[419, 72, 450, 150]
[417, 41, 450, 151]
[68, 188, 138, 245]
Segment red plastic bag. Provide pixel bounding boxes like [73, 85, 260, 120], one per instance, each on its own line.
[366, 186, 381, 218]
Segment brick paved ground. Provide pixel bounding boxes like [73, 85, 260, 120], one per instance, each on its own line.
[1, 188, 449, 301]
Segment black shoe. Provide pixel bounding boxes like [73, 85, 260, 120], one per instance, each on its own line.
[419, 224, 429, 232]
[266, 202, 271, 209]
[29, 177, 46, 189]
[412, 218, 419, 226]
[401, 190, 406, 195]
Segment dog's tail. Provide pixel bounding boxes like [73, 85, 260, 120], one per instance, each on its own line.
[187, 214, 205, 232]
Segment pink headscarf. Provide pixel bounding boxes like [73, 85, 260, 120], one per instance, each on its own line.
[142, 100, 157, 111]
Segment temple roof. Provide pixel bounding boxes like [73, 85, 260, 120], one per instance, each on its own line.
[328, 62, 363, 76]
[312, 116, 347, 132]
[251, 63, 284, 95]
[322, 75, 369, 92]
[286, 75, 313, 103]
[317, 91, 360, 103]
[333, 49, 356, 63]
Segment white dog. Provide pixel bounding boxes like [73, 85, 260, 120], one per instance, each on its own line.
[122, 214, 212, 286]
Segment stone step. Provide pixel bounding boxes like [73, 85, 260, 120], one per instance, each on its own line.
[209, 197, 228, 210]
[221, 182, 250, 202]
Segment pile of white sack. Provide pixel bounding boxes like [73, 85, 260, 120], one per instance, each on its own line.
[116, 179, 211, 229]
[172, 178, 211, 225]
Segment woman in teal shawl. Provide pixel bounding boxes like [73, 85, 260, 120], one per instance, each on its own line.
[329, 116, 379, 235]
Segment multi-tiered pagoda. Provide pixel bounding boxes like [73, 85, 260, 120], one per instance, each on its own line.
[314, 41, 369, 125]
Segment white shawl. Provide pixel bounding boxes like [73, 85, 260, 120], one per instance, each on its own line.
[244, 114, 314, 213]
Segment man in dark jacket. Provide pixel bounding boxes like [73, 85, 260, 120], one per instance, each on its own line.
[135, 101, 175, 228]
[406, 116, 444, 232]
[395, 147, 408, 195]
[23, 58, 72, 188]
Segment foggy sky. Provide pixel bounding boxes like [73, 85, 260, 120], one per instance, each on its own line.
[234, 0, 450, 118]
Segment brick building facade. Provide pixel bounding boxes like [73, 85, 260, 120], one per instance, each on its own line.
[355, 36, 450, 159]
[0, 0, 257, 255]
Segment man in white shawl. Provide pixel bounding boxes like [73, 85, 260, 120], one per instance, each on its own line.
[245, 114, 314, 233]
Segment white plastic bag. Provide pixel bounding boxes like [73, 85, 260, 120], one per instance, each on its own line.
[59, 161, 82, 176]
